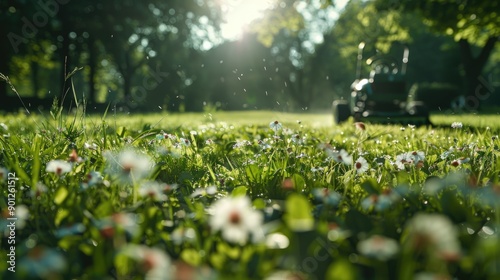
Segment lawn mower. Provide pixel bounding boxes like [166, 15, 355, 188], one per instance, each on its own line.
[332, 42, 431, 125]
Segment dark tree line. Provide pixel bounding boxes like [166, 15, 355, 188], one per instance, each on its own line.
[1, 0, 498, 113]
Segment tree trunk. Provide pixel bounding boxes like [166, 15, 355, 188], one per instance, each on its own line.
[0, 24, 8, 101]
[123, 71, 132, 103]
[88, 36, 97, 103]
[31, 60, 39, 98]
[121, 54, 133, 107]
[458, 37, 498, 110]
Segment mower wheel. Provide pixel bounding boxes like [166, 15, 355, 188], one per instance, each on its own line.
[333, 100, 350, 125]
[407, 102, 431, 125]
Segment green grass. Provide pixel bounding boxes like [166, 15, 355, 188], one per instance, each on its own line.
[431, 111, 500, 129]
[91, 110, 500, 131]
[92, 110, 335, 129]
[1, 109, 500, 279]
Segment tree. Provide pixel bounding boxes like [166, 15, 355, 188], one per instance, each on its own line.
[1, 1, 42, 101]
[376, 0, 499, 105]
[249, 0, 336, 109]
[1, 0, 224, 112]
[312, 0, 411, 100]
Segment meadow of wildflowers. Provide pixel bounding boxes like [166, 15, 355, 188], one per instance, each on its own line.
[0, 111, 499, 279]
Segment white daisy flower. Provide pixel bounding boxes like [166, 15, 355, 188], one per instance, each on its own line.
[290, 134, 304, 145]
[156, 133, 165, 140]
[15, 205, 29, 229]
[409, 151, 425, 166]
[357, 235, 399, 261]
[80, 171, 103, 190]
[179, 138, 191, 146]
[328, 149, 353, 165]
[191, 185, 217, 198]
[451, 157, 470, 167]
[295, 152, 307, 159]
[46, 160, 72, 176]
[404, 213, 461, 261]
[257, 139, 272, 150]
[98, 212, 140, 238]
[440, 147, 454, 159]
[269, 120, 282, 132]
[311, 166, 324, 173]
[30, 182, 48, 198]
[209, 196, 264, 245]
[312, 188, 342, 206]
[89, 171, 103, 184]
[327, 223, 351, 241]
[451, 122, 463, 129]
[19, 246, 67, 278]
[233, 140, 252, 149]
[394, 152, 413, 170]
[84, 142, 98, 150]
[171, 227, 197, 245]
[120, 245, 172, 280]
[54, 223, 86, 238]
[105, 148, 154, 183]
[139, 181, 168, 201]
[1, 205, 29, 234]
[354, 156, 369, 174]
[413, 272, 451, 280]
[361, 194, 392, 212]
[162, 183, 178, 193]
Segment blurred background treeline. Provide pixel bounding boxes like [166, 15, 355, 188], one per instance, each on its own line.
[1, 0, 499, 113]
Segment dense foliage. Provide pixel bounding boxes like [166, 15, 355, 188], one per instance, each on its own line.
[2, 0, 498, 112]
[1, 109, 499, 279]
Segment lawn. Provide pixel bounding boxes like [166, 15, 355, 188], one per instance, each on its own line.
[1, 109, 499, 279]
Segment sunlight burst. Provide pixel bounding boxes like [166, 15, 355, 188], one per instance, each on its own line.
[220, 0, 273, 40]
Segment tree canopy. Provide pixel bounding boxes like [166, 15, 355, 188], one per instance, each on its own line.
[375, 0, 499, 100]
[1, 0, 499, 113]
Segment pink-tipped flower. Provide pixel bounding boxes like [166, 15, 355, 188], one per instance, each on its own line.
[68, 149, 83, 163]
